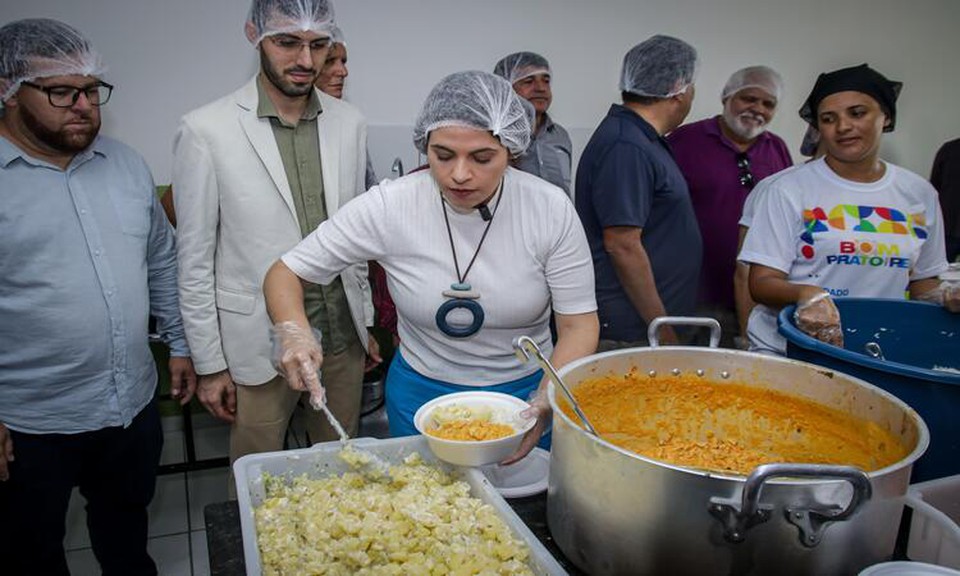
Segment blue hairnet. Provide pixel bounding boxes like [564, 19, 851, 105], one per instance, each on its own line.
[413, 71, 532, 158]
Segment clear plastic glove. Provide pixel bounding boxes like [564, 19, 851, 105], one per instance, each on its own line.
[916, 280, 960, 313]
[795, 291, 844, 348]
[270, 322, 325, 409]
[501, 387, 551, 465]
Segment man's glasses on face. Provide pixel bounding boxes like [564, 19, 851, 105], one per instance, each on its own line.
[21, 81, 113, 108]
[268, 34, 331, 54]
[737, 152, 755, 190]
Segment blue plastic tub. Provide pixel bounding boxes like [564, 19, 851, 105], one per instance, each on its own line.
[779, 298, 960, 482]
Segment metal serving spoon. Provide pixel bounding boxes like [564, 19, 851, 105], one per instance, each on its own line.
[308, 377, 392, 476]
[513, 336, 599, 436]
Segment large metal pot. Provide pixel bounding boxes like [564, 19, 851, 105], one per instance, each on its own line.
[547, 325, 928, 576]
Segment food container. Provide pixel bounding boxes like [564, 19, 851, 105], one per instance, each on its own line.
[779, 298, 960, 481]
[234, 436, 567, 576]
[859, 561, 960, 575]
[904, 475, 960, 569]
[414, 391, 535, 466]
[548, 345, 928, 576]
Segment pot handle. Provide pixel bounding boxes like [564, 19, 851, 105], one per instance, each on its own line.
[708, 463, 872, 547]
[648, 316, 722, 348]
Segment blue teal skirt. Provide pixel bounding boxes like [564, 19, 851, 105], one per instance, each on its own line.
[385, 352, 551, 449]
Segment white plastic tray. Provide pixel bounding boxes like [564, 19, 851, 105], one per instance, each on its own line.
[906, 475, 960, 569]
[234, 436, 568, 576]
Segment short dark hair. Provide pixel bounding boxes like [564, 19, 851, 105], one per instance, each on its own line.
[621, 91, 662, 106]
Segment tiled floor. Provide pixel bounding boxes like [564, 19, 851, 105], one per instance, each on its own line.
[64, 402, 390, 575]
[65, 413, 230, 576]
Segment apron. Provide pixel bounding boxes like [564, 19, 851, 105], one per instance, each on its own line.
[384, 352, 551, 449]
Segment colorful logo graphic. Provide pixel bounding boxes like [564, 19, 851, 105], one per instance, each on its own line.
[800, 204, 927, 267]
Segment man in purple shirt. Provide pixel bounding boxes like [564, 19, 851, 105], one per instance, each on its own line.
[668, 66, 792, 348]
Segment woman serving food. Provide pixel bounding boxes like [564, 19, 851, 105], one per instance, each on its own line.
[263, 70, 599, 463]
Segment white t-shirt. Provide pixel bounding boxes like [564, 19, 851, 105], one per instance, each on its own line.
[739, 163, 806, 229]
[283, 167, 597, 385]
[739, 158, 948, 354]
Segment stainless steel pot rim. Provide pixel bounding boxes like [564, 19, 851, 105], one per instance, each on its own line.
[550, 346, 930, 483]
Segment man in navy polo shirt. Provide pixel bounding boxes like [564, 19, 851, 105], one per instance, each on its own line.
[575, 35, 702, 347]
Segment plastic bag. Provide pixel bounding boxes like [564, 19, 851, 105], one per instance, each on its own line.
[916, 280, 960, 313]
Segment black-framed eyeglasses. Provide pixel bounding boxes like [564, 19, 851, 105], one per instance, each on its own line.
[267, 34, 331, 54]
[20, 80, 113, 108]
[736, 152, 755, 190]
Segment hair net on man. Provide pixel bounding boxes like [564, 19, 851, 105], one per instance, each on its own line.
[0, 18, 105, 104]
[493, 51, 551, 85]
[413, 70, 532, 158]
[247, 0, 337, 46]
[721, 65, 783, 102]
[620, 35, 697, 98]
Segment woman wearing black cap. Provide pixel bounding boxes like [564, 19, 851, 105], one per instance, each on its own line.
[738, 64, 956, 355]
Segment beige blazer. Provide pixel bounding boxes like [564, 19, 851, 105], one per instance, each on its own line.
[172, 77, 373, 385]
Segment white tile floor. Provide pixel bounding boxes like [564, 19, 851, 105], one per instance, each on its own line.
[65, 413, 230, 576]
[64, 403, 390, 575]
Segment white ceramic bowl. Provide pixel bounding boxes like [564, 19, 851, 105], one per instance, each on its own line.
[414, 391, 536, 467]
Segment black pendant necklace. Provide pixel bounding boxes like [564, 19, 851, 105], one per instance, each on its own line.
[435, 181, 503, 338]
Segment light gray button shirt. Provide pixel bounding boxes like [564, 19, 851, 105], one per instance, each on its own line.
[514, 114, 573, 196]
[0, 135, 189, 434]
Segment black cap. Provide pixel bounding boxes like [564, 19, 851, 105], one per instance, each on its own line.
[799, 64, 902, 132]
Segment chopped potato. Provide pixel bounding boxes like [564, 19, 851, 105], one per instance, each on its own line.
[254, 453, 533, 575]
[430, 404, 495, 427]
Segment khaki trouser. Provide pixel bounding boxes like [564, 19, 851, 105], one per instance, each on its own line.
[228, 336, 365, 496]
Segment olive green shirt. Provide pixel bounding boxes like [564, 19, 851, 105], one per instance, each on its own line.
[257, 77, 354, 353]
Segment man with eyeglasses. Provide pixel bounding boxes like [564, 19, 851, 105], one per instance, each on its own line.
[668, 66, 793, 348]
[173, 0, 376, 491]
[0, 18, 196, 575]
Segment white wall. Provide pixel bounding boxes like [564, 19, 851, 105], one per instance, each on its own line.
[4, 0, 959, 184]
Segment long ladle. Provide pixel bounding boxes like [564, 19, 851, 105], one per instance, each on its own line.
[513, 336, 599, 436]
[308, 373, 391, 476]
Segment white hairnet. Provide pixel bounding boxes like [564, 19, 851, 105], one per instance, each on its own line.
[329, 25, 345, 46]
[247, 0, 336, 46]
[519, 97, 537, 135]
[721, 65, 783, 102]
[493, 51, 551, 85]
[620, 35, 698, 98]
[0, 18, 106, 103]
[413, 71, 532, 158]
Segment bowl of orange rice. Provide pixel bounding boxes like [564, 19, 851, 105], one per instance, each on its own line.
[414, 391, 536, 467]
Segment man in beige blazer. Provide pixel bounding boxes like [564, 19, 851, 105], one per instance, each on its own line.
[172, 0, 376, 474]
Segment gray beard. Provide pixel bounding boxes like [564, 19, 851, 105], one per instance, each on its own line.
[723, 109, 766, 142]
